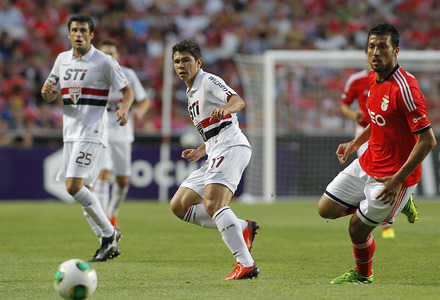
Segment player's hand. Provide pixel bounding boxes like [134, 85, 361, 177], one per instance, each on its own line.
[336, 141, 357, 164]
[181, 148, 203, 162]
[41, 80, 56, 95]
[355, 110, 364, 123]
[209, 107, 228, 122]
[374, 175, 402, 205]
[116, 109, 129, 126]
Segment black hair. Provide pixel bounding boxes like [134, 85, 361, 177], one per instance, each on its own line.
[68, 15, 94, 33]
[98, 38, 119, 49]
[368, 22, 399, 48]
[172, 39, 202, 60]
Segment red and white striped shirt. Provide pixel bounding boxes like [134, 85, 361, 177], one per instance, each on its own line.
[47, 45, 128, 146]
[186, 69, 250, 155]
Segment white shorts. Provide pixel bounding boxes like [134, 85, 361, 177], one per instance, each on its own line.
[324, 158, 417, 226]
[180, 145, 252, 197]
[56, 141, 104, 187]
[100, 141, 132, 176]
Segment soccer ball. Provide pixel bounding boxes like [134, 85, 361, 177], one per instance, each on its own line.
[54, 259, 97, 300]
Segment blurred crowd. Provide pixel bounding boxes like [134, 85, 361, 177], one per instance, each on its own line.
[1, 0, 440, 147]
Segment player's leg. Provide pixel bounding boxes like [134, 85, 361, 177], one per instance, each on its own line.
[331, 214, 376, 284]
[171, 164, 245, 229]
[107, 175, 130, 227]
[332, 181, 417, 284]
[204, 183, 259, 280]
[203, 146, 258, 279]
[318, 159, 366, 220]
[317, 195, 357, 219]
[62, 141, 120, 261]
[66, 178, 114, 237]
[95, 169, 111, 213]
[106, 142, 131, 227]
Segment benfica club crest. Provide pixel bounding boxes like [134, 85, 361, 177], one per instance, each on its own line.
[381, 95, 389, 111]
[69, 84, 82, 104]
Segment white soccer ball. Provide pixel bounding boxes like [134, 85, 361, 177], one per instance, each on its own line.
[54, 259, 98, 300]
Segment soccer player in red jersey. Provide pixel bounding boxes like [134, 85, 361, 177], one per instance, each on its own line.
[319, 23, 436, 284]
[341, 67, 418, 239]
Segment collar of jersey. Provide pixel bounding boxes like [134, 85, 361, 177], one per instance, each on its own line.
[187, 68, 204, 93]
[69, 44, 96, 61]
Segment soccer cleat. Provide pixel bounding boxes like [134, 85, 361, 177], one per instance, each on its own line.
[382, 226, 395, 239]
[221, 262, 259, 280]
[401, 195, 418, 223]
[330, 269, 374, 284]
[243, 220, 259, 252]
[89, 227, 122, 262]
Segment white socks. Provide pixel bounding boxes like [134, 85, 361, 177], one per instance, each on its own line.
[213, 206, 254, 267]
[94, 179, 109, 213]
[184, 203, 248, 230]
[183, 203, 218, 228]
[108, 184, 129, 217]
[73, 186, 114, 238]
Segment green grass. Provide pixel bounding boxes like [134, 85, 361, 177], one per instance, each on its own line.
[1, 200, 440, 299]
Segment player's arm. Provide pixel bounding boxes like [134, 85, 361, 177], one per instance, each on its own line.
[375, 128, 437, 204]
[41, 80, 59, 102]
[181, 142, 207, 162]
[341, 103, 363, 123]
[336, 124, 371, 164]
[209, 94, 244, 121]
[132, 96, 151, 121]
[116, 84, 134, 126]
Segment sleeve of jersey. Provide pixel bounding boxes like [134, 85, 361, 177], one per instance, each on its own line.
[400, 85, 431, 134]
[126, 69, 148, 102]
[47, 55, 61, 92]
[340, 81, 356, 105]
[206, 75, 237, 103]
[105, 57, 129, 92]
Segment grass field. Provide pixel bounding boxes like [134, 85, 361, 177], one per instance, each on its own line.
[1, 199, 440, 299]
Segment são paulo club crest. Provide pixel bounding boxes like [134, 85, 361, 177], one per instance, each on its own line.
[69, 84, 82, 104]
[381, 95, 389, 111]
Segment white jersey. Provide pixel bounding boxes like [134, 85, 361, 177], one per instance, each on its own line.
[46, 45, 128, 147]
[106, 66, 147, 142]
[186, 69, 250, 155]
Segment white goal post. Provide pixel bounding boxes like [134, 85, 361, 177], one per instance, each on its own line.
[234, 50, 440, 203]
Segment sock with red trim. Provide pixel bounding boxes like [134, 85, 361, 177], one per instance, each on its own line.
[352, 234, 375, 277]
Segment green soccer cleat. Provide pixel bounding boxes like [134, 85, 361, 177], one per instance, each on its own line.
[330, 269, 374, 284]
[401, 195, 418, 223]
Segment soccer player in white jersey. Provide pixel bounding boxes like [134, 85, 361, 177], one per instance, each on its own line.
[318, 23, 436, 284]
[95, 39, 151, 228]
[41, 15, 134, 262]
[170, 39, 259, 280]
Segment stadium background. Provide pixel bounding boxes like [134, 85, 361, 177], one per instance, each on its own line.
[0, 0, 439, 201]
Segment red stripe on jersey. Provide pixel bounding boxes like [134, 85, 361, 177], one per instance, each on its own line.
[384, 187, 407, 223]
[199, 114, 232, 128]
[61, 87, 109, 96]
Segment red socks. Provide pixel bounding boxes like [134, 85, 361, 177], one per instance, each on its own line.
[352, 234, 375, 277]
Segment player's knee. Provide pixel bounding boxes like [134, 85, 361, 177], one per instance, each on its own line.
[317, 196, 339, 219]
[169, 197, 186, 219]
[115, 176, 129, 188]
[203, 199, 220, 217]
[66, 182, 81, 196]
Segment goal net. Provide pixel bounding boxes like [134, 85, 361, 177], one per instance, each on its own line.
[234, 50, 440, 203]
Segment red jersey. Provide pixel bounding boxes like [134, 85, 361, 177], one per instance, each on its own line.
[340, 69, 370, 128]
[359, 65, 431, 186]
